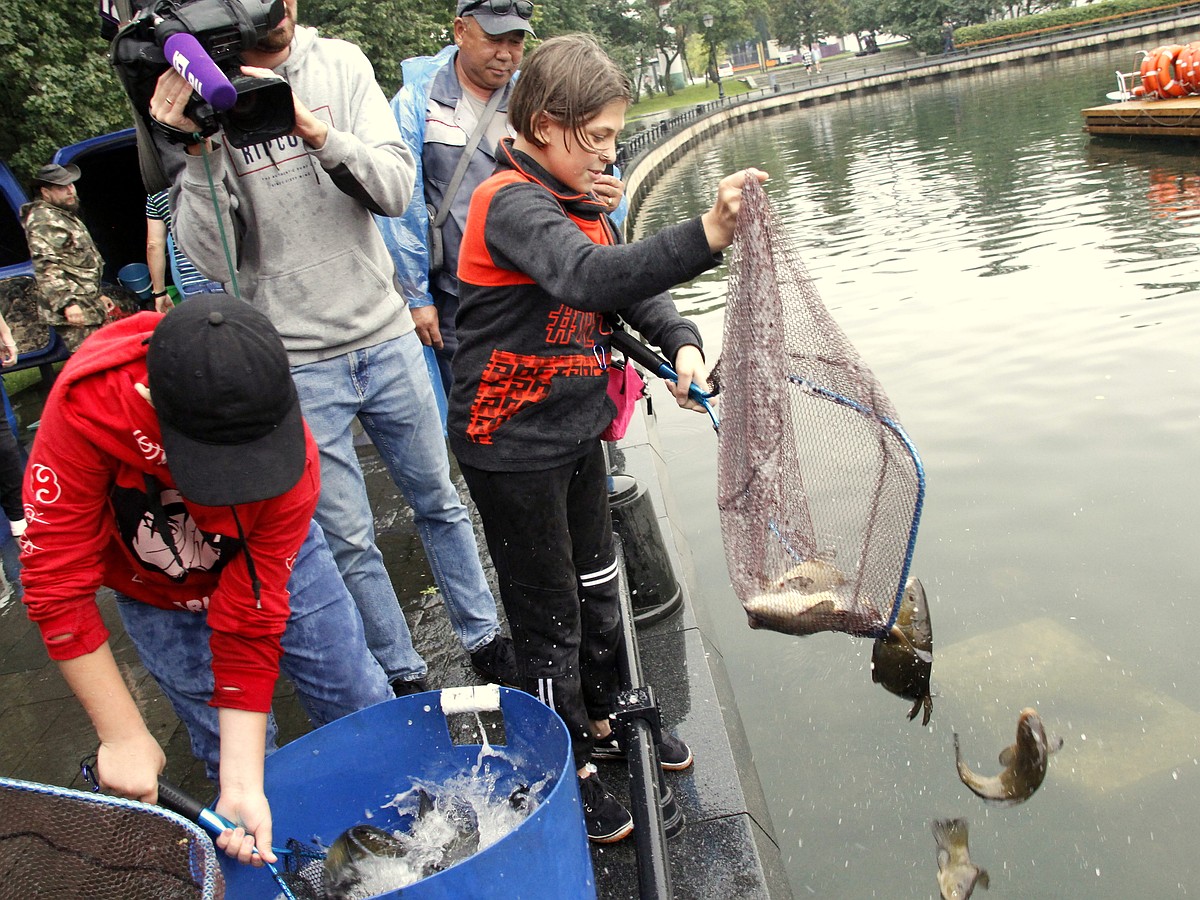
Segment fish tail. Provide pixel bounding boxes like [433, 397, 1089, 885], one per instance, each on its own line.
[931, 816, 968, 849]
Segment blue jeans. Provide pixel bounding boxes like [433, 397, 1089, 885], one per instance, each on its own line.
[289, 331, 499, 683]
[116, 519, 390, 780]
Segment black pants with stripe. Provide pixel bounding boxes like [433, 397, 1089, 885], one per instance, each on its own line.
[460, 443, 621, 771]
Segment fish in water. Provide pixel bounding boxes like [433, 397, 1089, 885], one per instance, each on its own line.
[419, 787, 481, 873]
[871, 577, 934, 725]
[931, 817, 989, 899]
[323, 824, 407, 900]
[322, 788, 488, 897]
[954, 707, 1063, 806]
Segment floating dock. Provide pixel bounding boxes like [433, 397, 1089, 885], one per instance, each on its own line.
[1083, 95, 1200, 138]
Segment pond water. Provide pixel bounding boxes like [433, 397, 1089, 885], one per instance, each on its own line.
[631, 44, 1200, 897]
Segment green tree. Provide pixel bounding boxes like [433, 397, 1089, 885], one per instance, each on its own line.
[768, 0, 846, 52]
[0, 0, 129, 181]
[303, 0, 447, 95]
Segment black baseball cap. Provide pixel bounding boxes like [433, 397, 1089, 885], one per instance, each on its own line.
[456, 0, 535, 36]
[147, 295, 305, 507]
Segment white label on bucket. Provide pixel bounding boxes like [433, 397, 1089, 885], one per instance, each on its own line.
[440, 683, 501, 716]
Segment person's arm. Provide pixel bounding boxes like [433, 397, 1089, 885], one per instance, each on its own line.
[375, 65, 440, 339]
[474, 181, 718, 313]
[201, 443, 321, 864]
[145, 215, 171, 312]
[290, 46, 416, 219]
[212, 707, 274, 865]
[0, 312, 18, 366]
[21, 380, 165, 799]
[374, 63, 441, 309]
[59, 643, 165, 803]
[147, 69, 240, 283]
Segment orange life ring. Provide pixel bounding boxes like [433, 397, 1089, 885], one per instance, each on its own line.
[1155, 44, 1188, 98]
[1178, 42, 1200, 94]
[1141, 49, 1164, 97]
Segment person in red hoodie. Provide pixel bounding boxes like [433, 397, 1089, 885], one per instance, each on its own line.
[19, 295, 389, 866]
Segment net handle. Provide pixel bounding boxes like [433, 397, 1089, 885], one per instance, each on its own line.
[609, 328, 720, 430]
[155, 777, 303, 900]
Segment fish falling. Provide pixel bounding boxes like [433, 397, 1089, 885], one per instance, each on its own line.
[931, 818, 989, 900]
[954, 707, 1063, 806]
[870, 577, 934, 725]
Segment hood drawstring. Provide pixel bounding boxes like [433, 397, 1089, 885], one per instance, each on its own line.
[144, 473, 186, 576]
[230, 506, 262, 608]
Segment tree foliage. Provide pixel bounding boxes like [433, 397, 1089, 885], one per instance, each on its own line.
[768, 0, 847, 51]
[0, 0, 130, 181]
[304, 0, 448, 95]
[6, 0, 1169, 178]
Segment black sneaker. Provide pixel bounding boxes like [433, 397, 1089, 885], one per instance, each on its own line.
[592, 724, 694, 771]
[578, 767, 633, 844]
[391, 677, 428, 698]
[470, 634, 520, 687]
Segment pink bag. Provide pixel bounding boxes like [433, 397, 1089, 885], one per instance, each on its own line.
[601, 360, 645, 441]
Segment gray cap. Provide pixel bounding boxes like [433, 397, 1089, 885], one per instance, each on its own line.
[456, 0, 535, 36]
[31, 163, 81, 187]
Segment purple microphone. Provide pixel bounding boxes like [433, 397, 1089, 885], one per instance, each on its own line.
[163, 33, 238, 112]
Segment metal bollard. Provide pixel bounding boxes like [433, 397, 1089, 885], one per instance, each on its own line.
[608, 473, 683, 626]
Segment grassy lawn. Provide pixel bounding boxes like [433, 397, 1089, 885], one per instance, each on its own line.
[628, 78, 753, 119]
[2, 368, 44, 397]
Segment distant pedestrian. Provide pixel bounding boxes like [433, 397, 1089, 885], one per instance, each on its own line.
[801, 47, 813, 74]
[943, 21, 956, 55]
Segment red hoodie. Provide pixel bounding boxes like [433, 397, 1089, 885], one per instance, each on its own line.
[20, 312, 322, 713]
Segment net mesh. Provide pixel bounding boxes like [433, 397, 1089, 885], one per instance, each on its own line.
[0, 777, 223, 900]
[715, 177, 924, 639]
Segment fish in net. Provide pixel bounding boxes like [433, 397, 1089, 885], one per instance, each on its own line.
[713, 176, 925, 639]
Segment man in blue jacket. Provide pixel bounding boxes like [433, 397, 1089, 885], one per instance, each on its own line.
[377, 0, 626, 397]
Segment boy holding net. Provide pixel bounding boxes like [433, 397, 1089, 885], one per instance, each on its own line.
[450, 32, 766, 842]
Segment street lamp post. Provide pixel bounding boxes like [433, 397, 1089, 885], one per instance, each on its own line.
[702, 12, 724, 101]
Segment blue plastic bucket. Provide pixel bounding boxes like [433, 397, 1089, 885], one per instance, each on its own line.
[221, 686, 595, 899]
[117, 262, 152, 300]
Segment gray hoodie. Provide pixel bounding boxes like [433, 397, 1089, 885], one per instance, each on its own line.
[171, 25, 416, 365]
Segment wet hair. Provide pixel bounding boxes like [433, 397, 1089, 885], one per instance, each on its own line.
[508, 34, 632, 150]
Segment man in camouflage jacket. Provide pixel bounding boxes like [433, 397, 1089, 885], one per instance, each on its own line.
[20, 163, 114, 352]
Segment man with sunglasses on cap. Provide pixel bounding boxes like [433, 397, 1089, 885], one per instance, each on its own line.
[19, 295, 390, 866]
[148, 0, 517, 697]
[20, 162, 117, 352]
[378, 0, 626, 398]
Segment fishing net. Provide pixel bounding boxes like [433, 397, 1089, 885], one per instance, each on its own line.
[0, 776, 223, 900]
[714, 177, 924, 639]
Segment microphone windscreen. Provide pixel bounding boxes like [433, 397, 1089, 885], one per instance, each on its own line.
[163, 33, 238, 112]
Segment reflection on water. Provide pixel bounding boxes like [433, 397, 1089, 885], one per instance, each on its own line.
[633, 44, 1200, 897]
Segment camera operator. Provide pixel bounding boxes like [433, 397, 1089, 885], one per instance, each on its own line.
[149, 0, 516, 701]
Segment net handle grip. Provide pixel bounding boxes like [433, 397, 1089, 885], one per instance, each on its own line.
[157, 777, 232, 838]
[609, 328, 719, 430]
